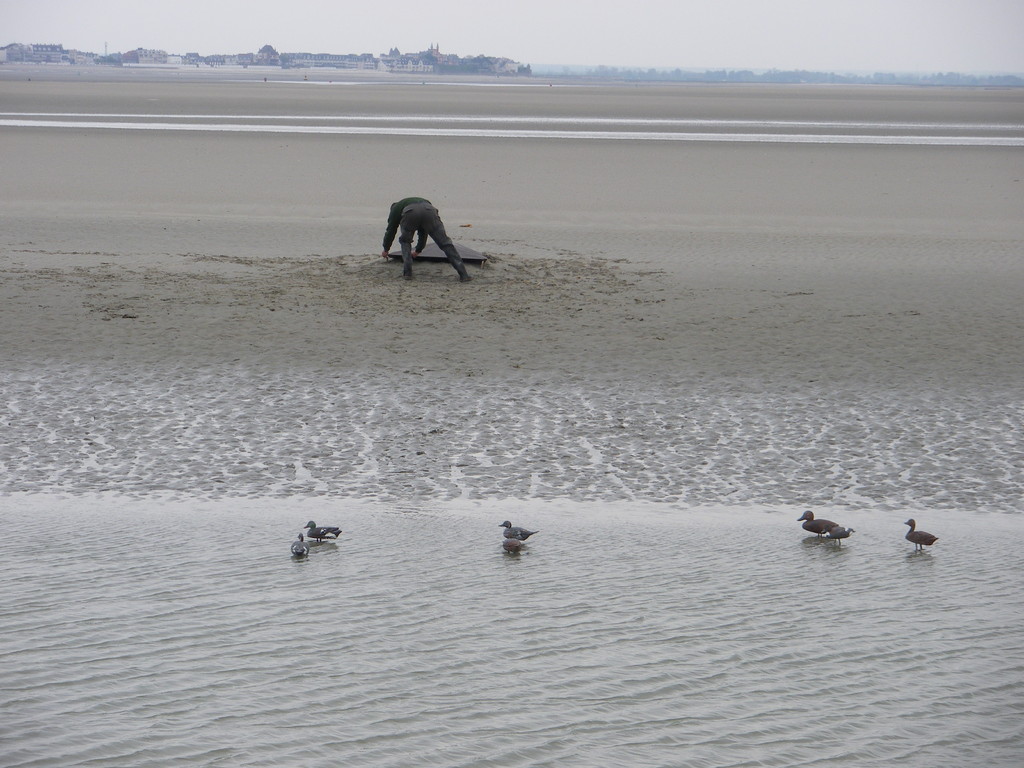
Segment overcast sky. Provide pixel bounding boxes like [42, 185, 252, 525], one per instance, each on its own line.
[4, 0, 1023, 73]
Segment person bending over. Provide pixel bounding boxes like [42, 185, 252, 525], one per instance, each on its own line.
[381, 197, 471, 282]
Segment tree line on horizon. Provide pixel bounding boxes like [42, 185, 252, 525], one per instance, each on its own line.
[546, 65, 1023, 87]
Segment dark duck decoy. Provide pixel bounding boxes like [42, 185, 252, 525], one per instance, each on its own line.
[905, 519, 938, 551]
[502, 537, 523, 553]
[291, 533, 310, 557]
[304, 521, 342, 542]
[824, 525, 854, 545]
[500, 521, 538, 540]
[798, 510, 838, 537]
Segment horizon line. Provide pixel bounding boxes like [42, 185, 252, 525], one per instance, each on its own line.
[3, 41, 1022, 78]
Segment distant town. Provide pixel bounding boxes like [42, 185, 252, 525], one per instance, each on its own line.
[1, 42, 531, 76]
[3, 41, 1022, 86]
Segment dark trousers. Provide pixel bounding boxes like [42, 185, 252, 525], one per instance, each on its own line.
[398, 202, 469, 279]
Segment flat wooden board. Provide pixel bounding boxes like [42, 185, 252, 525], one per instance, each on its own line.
[388, 242, 488, 264]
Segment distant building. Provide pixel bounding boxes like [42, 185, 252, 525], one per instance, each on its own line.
[3, 43, 68, 64]
[0, 40, 530, 77]
[121, 48, 168, 65]
[281, 51, 378, 70]
[378, 50, 435, 73]
[256, 45, 280, 66]
[67, 49, 97, 65]
[377, 45, 448, 73]
[378, 44, 523, 75]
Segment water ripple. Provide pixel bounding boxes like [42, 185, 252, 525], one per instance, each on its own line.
[1, 363, 1021, 512]
[2, 396, 1023, 767]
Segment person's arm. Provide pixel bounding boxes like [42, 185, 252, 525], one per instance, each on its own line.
[381, 202, 401, 254]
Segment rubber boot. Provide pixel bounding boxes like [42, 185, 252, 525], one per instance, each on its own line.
[400, 242, 413, 279]
[445, 248, 471, 282]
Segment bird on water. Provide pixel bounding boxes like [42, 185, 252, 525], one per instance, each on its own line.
[291, 533, 310, 557]
[304, 521, 342, 542]
[797, 510, 838, 537]
[502, 538, 523, 553]
[824, 525, 855, 545]
[905, 519, 938, 551]
[500, 521, 538, 540]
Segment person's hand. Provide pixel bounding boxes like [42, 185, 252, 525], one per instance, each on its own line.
[381, 249, 389, 259]
[412, 251, 421, 259]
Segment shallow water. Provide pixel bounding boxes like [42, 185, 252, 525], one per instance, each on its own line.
[2, 364, 1023, 767]
[2, 113, 1022, 145]
[2, 495, 1021, 768]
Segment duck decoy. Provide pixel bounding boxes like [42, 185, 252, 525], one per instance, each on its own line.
[824, 525, 854, 545]
[291, 533, 310, 557]
[500, 521, 538, 540]
[905, 519, 938, 551]
[304, 521, 342, 542]
[502, 538, 523, 553]
[797, 510, 838, 537]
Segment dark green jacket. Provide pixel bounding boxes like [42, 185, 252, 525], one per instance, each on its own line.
[382, 197, 431, 252]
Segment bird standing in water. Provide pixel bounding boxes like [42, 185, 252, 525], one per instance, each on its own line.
[500, 521, 538, 540]
[797, 510, 838, 537]
[502, 538, 523, 553]
[291, 533, 310, 557]
[824, 525, 854, 546]
[905, 519, 938, 551]
[304, 521, 342, 542]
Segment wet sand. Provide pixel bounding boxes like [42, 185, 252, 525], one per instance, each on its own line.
[2, 78, 1022, 381]
[1, 74, 1022, 507]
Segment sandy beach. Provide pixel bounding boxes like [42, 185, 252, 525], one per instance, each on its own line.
[1, 72, 1023, 507]
[2, 76, 1022, 380]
